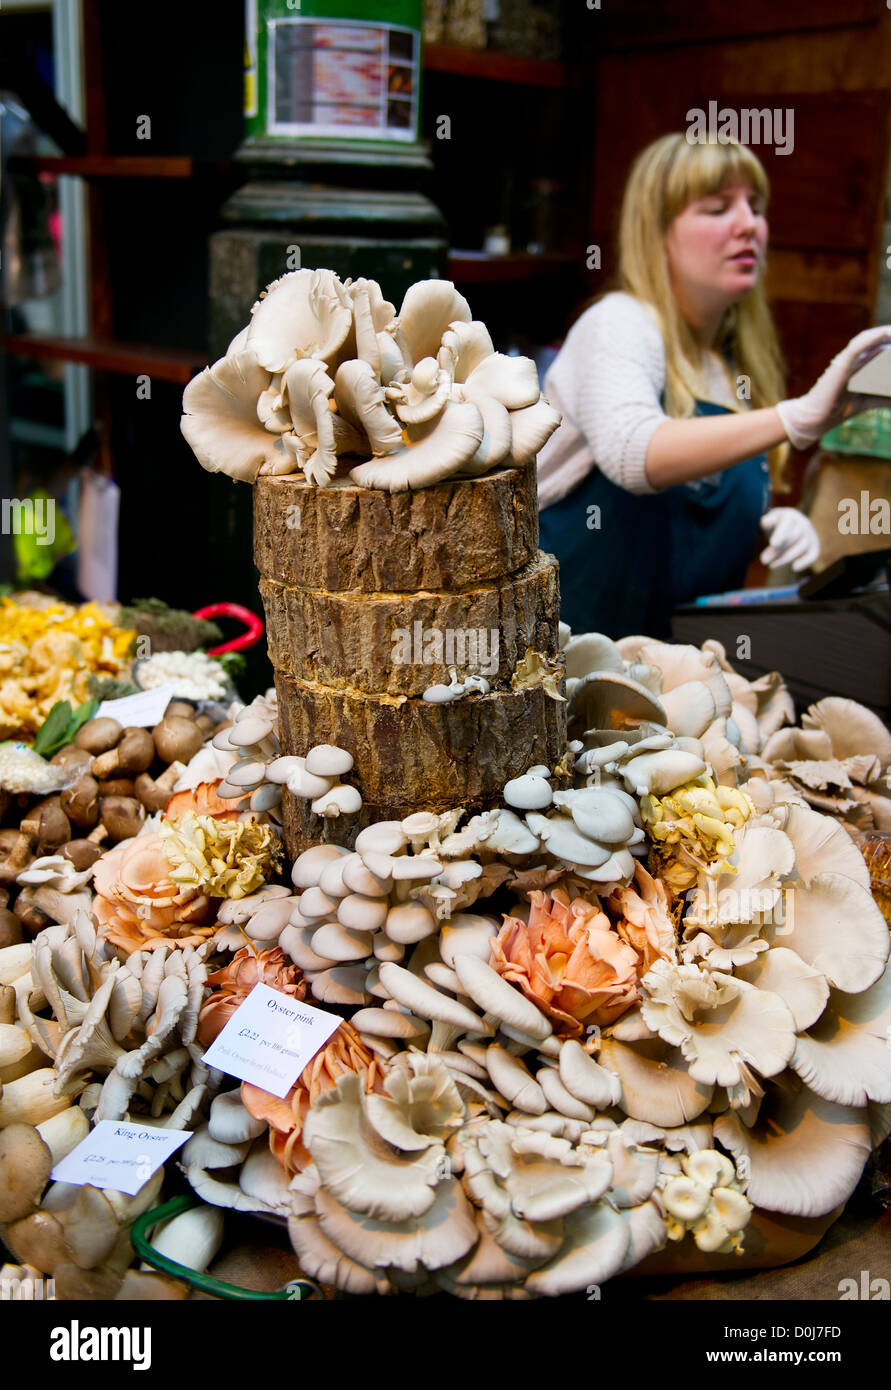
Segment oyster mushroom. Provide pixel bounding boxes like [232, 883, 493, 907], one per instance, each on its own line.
[181, 342, 289, 482]
[349, 400, 484, 492]
[713, 1082, 873, 1217]
[246, 268, 353, 374]
[396, 280, 471, 365]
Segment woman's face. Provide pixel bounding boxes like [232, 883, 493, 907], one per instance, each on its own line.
[665, 182, 768, 305]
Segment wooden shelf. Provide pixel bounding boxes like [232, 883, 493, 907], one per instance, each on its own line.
[6, 155, 235, 179]
[448, 250, 578, 283]
[424, 44, 572, 87]
[4, 334, 206, 385]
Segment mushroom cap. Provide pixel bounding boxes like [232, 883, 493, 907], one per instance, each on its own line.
[337, 893, 388, 932]
[244, 895, 299, 942]
[279, 924, 337, 972]
[385, 903, 438, 944]
[802, 696, 891, 767]
[568, 672, 666, 735]
[485, 1044, 548, 1114]
[246, 268, 353, 374]
[598, 1037, 714, 1127]
[553, 788, 635, 844]
[619, 749, 707, 796]
[559, 1039, 622, 1109]
[355, 822, 408, 857]
[311, 922, 374, 963]
[524, 1203, 631, 1297]
[231, 712, 275, 746]
[379, 962, 492, 1035]
[288, 763, 336, 800]
[736, 947, 829, 1032]
[439, 913, 499, 969]
[308, 966, 369, 1007]
[453, 954, 552, 1042]
[790, 963, 891, 1107]
[350, 401, 484, 492]
[318, 856, 352, 900]
[762, 871, 889, 993]
[298, 886, 340, 921]
[208, 1089, 267, 1144]
[291, 843, 349, 890]
[397, 279, 472, 365]
[714, 1083, 872, 1218]
[352, 1007, 429, 1040]
[341, 852, 391, 897]
[305, 744, 355, 778]
[525, 812, 611, 868]
[503, 774, 553, 811]
[536, 1065, 595, 1121]
[0, 1124, 52, 1222]
[390, 855, 442, 882]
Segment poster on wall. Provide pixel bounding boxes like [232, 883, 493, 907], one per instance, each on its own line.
[267, 18, 418, 141]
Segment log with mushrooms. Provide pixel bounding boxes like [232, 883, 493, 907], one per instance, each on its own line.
[0, 633, 889, 1300]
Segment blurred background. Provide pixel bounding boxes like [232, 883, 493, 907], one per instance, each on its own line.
[1, 0, 890, 654]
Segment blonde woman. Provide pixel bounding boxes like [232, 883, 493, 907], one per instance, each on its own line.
[537, 133, 891, 637]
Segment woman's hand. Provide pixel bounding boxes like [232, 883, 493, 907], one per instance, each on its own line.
[759, 507, 820, 572]
[776, 326, 891, 450]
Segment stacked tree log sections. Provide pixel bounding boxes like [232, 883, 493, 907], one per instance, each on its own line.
[254, 464, 566, 857]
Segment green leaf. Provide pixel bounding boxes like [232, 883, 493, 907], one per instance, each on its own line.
[31, 698, 99, 759]
[32, 701, 74, 757]
[69, 699, 98, 739]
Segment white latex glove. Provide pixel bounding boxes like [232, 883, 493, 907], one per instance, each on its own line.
[759, 507, 820, 572]
[776, 326, 891, 449]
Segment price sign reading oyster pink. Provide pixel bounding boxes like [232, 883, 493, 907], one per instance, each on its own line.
[201, 982, 341, 1097]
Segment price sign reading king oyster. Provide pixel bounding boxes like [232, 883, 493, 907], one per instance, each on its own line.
[202, 982, 341, 1097]
[50, 1120, 190, 1196]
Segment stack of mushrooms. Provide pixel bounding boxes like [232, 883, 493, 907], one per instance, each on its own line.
[0, 271, 888, 1301]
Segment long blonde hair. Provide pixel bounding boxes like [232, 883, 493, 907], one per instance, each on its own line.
[618, 132, 788, 488]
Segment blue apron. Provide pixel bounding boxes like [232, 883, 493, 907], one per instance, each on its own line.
[538, 400, 771, 639]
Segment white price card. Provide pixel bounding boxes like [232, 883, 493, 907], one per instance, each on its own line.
[50, 1119, 190, 1195]
[201, 982, 341, 1097]
[96, 683, 178, 727]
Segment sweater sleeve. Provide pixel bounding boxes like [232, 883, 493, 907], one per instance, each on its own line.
[542, 294, 670, 496]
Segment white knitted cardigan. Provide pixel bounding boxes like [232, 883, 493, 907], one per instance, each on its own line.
[536, 291, 743, 509]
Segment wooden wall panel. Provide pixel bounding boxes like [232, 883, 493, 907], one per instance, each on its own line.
[598, 0, 879, 49]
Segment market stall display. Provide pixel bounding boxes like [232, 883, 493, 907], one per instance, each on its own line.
[0, 272, 889, 1301]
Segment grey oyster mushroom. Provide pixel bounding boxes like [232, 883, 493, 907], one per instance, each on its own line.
[181, 272, 559, 492]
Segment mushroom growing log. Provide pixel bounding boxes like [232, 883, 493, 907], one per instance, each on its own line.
[256, 467, 566, 857]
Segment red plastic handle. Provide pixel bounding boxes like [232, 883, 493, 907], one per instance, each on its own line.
[192, 603, 265, 656]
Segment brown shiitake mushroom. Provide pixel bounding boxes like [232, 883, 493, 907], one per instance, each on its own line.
[165, 701, 196, 720]
[74, 717, 123, 755]
[0, 906, 23, 948]
[195, 713, 216, 737]
[153, 715, 203, 766]
[61, 840, 104, 873]
[0, 1125, 53, 1223]
[0, 829, 34, 887]
[95, 778, 136, 799]
[91, 727, 154, 780]
[99, 795, 145, 844]
[60, 775, 100, 830]
[133, 765, 182, 814]
[50, 746, 94, 775]
[21, 797, 71, 852]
